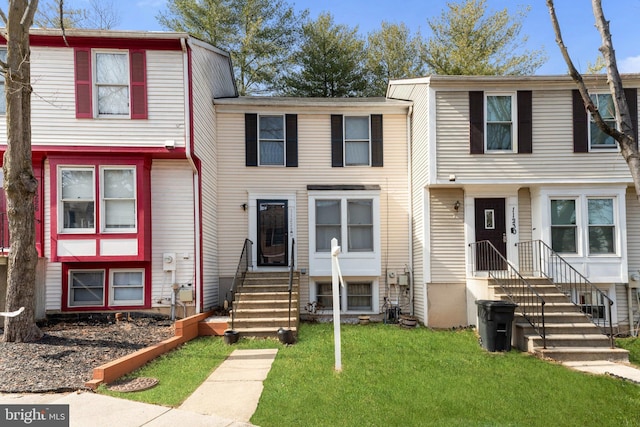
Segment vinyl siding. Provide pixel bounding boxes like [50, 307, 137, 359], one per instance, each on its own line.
[429, 188, 466, 283]
[518, 187, 532, 244]
[190, 44, 221, 310]
[626, 186, 640, 329]
[0, 47, 186, 147]
[43, 160, 63, 310]
[434, 90, 634, 183]
[150, 160, 195, 305]
[216, 109, 410, 312]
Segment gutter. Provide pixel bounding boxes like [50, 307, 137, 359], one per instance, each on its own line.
[181, 37, 203, 313]
[407, 104, 414, 316]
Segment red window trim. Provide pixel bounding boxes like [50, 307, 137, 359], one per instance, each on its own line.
[74, 48, 147, 120]
[61, 262, 151, 311]
[49, 156, 151, 263]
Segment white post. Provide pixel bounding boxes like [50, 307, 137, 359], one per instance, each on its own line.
[331, 238, 342, 372]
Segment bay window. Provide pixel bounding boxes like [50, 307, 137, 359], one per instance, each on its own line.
[59, 166, 137, 233]
[549, 196, 617, 256]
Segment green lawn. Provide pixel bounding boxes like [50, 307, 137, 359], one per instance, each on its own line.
[100, 323, 640, 427]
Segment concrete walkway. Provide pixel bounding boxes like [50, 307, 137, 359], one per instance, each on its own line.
[0, 348, 278, 427]
[563, 360, 640, 383]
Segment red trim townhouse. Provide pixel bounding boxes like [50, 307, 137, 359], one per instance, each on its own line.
[0, 29, 237, 317]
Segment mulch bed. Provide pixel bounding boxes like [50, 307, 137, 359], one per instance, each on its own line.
[0, 314, 175, 393]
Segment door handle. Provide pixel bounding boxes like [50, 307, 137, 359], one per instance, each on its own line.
[502, 233, 507, 243]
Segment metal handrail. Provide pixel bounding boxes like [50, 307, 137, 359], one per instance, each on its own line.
[517, 240, 614, 348]
[287, 238, 295, 329]
[469, 240, 547, 348]
[229, 238, 253, 329]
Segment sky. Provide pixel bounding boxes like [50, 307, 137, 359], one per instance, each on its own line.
[29, 0, 640, 75]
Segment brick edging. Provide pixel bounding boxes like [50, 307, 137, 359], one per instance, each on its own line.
[86, 311, 214, 390]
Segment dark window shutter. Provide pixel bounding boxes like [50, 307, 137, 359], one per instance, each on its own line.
[624, 88, 638, 149]
[286, 114, 298, 167]
[371, 114, 383, 167]
[469, 91, 484, 154]
[572, 89, 589, 153]
[74, 48, 92, 118]
[517, 91, 532, 154]
[331, 115, 344, 167]
[245, 114, 258, 166]
[130, 50, 147, 119]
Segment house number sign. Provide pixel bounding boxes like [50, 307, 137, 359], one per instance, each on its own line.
[511, 207, 517, 234]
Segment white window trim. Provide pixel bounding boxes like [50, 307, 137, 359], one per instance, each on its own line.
[100, 166, 138, 233]
[310, 277, 379, 314]
[109, 268, 145, 306]
[484, 92, 517, 153]
[344, 115, 372, 166]
[59, 166, 96, 234]
[258, 114, 286, 167]
[588, 92, 619, 152]
[93, 49, 131, 119]
[68, 269, 105, 307]
[308, 190, 381, 277]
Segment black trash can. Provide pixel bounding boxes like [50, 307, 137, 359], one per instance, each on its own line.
[475, 300, 517, 352]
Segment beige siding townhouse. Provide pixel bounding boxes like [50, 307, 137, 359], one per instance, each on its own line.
[388, 74, 640, 338]
[215, 97, 413, 322]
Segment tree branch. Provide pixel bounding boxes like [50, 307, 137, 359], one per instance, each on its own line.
[21, 0, 40, 27]
[0, 8, 7, 27]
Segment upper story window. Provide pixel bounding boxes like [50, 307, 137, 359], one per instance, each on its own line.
[331, 114, 383, 167]
[469, 91, 532, 155]
[95, 52, 129, 117]
[485, 94, 515, 151]
[0, 48, 6, 114]
[59, 165, 137, 233]
[589, 93, 617, 149]
[345, 116, 371, 165]
[245, 113, 298, 167]
[74, 48, 147, 119]
[550, 196, 617, 256]
[259, 115, 285, 166]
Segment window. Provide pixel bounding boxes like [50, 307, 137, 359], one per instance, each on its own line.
[95, 52, 129, 116]
[74, 48, 147, 119]
[589, 93, 617, 149]
[245, 114, 298, 167]
[102, 168, 136, 231]
[551, 199, 577, 253]
[345, 116, 370, 165]
[549, 196, 617, 256]
[0, 48, 6, 114]
[110, 269, 144, 305]
[485, 94, 514, 151]
[59, 166, 137, 233]
[314, 281, 373, 312]
[588, 198, 615, 254]
[69, 270, 105, 306]
[347, 199, 373, 251]
[469, 91, 532, 154]
[61, 168, 95, 232]
[331, 115, 383, 167]
[259, 115, 285, 166]
[315, 198, 374, 253]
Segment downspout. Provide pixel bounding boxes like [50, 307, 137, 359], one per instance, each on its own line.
[181, 37, 203, 313]
[407, 104, 414, 316]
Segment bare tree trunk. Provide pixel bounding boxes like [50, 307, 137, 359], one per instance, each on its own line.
[546, 0, 640, 201]
[1, 0, 42, 342]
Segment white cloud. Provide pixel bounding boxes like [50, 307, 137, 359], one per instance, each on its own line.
[619, 55, 640, 73]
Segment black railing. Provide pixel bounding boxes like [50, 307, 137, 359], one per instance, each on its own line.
[287, 238, 296, 329]
[517, 240, 614, 348]
[229, 238, 253, 329]
[469, 240, 547, 348]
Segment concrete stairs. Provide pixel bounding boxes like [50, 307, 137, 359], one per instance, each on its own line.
[229, 271, 299, 338]
[492, 279, 629, 363]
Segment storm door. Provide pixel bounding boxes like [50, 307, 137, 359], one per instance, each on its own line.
[257, 200, 288, 266]
[474, 198, 507, 270]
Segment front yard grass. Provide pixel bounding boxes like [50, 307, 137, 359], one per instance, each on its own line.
[100, 323, 640, 426]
